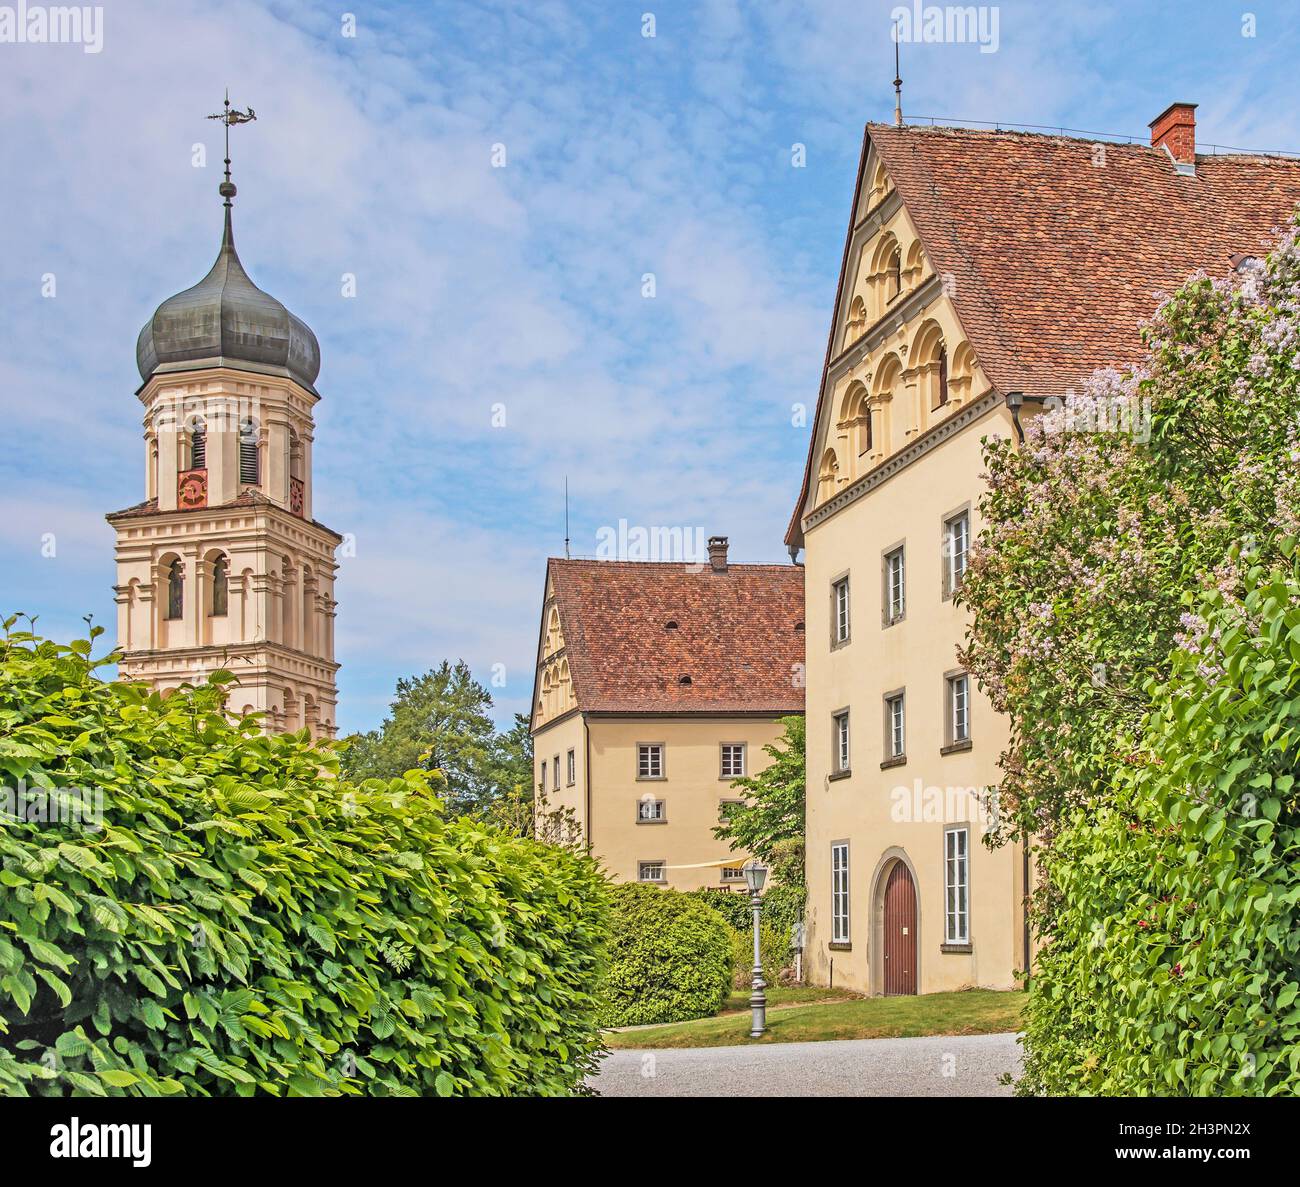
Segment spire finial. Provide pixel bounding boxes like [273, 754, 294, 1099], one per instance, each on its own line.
[892, 21, 903, 127]
[207, 91, 257, 209]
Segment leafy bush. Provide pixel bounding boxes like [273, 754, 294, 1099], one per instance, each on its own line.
[0, 626, 608, 1097]
[687, 887, 804, 987]
[1019, 555, 1300, 1095]
[596, 884, 732, 1027]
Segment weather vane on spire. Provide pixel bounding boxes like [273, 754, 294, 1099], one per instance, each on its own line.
[207, 90, 257, 206]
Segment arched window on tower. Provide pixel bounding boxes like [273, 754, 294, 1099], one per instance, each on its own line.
[887, 248, 902, 302]
[937, 346, 949, 407]
[289, 430, 303, 481]
[166, 560, 184, 621]
[239, 418, 260, 485]
[211, 555, 228, 617]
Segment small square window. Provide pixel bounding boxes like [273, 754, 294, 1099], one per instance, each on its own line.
[638, 861, 666, 883]
[637, 798, 665, 823]
[638, 744, 664, 779]
[720, 866, 746, 883]
[721, 743, 746, 778]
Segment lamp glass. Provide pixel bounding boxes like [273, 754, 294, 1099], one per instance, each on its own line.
[743, 861, 767, 893]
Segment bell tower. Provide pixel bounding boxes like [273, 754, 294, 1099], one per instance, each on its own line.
[107, 100, 340, 737]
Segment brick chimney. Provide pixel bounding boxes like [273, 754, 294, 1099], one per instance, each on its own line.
[707, 535, 729, 572]
[1149, 102, 1197, 166]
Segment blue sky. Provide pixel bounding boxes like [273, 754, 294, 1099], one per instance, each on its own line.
[2, 0, 1298, 733]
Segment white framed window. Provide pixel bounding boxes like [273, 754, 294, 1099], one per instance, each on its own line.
[945, 510, 970, 597]
[638, 861, 666, 883]
[832, 575, 851, 644]
[948, 673, 971, 744]
[886, 692, 905, 759]
[637, 743, 664, 779]
[833, 710, 850, 774]
[721, 743, 746, 778]
[636, 798, 665, 823]
[944, 826, 970, 944]
[831, 842, 850, 943]
[884, 546, 906, 625]
[566, 748, 575, 786]
[720, 866, 746, 883]
[552, 756, 560, 791]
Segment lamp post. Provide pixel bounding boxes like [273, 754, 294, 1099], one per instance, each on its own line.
[743, 859, 768, 1038]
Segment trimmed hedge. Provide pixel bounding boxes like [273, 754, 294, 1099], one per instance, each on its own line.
[687, 888, 800, 987]
[0, 627, 609, 1097]
[596, 883, 733, 1027]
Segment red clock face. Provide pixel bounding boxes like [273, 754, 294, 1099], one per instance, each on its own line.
[178, 469, 207, 510]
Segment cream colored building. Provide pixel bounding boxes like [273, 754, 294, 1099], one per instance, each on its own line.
[531, 539, 803, 888]
[787, 104, 1300, 995]
[107, 173, 340, 737]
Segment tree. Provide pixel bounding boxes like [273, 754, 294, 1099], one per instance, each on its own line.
[958, 219, 1300, 1093]
[960, 221, 1300, 848]
[340, 661, 500, 816]
[714, 715, 804, 884]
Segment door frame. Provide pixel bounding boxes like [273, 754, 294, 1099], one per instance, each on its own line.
[869, 847, 921, 996]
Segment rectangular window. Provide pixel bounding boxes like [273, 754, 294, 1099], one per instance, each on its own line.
[638, 861, 666, 883]
[948, 673, 971, 744]
[832, 576, 851, 644]
[944, 511, 970, 598]
[721, 866, 746, 883]
[720, 743, 746, 778]
[566, 748, 575, 786]
[831, 842, 850, 943]
[552, 756, 560, 791]
[886, 692, 905, 759]
[945, 826, 970, 944]
[637, 744, 664, 779]
[833, 710, 850, 774]
[884, 546, 906, 625]
[636, 798, 665, 823]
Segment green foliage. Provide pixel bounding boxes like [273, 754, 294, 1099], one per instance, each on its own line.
[1019, 555, 1300, 1095]
[596, 884, 733, 1028]
[339, 661, 524, 817]
[715, 716, 805, 883]
[0, 626, 608, 1097]
[957, 222, 1300, 1094]
[687, 889, 792, 987]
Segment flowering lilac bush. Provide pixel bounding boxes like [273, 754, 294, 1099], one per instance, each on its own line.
[958, 216, 1300, 1093]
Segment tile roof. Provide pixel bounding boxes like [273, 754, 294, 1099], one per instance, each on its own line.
[546, 558, 805, 715]
[787, 123, 1300, 545]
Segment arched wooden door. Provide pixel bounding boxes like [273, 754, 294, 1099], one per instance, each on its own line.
[882, 862, 917, 995]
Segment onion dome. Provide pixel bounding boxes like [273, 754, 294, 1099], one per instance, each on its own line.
[136, 180, 320, 390]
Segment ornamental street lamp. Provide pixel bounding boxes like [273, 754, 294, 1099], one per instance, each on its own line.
[743, 859, 768, 1038]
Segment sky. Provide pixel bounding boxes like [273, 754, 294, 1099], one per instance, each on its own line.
[2, 0, 1298, 733]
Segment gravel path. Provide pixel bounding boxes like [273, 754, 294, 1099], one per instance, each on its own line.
[590, 1032, 1021, 1097]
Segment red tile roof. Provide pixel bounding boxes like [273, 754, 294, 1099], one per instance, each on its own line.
[546, 558, 805, 715]
[787, 123, 1300, 545]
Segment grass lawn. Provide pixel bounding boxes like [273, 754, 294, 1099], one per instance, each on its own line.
[603, 988, 1025, 1050]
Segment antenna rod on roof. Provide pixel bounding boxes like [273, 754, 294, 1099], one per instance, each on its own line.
[893, 20, 903, 127]
[564, 477, 570, 560]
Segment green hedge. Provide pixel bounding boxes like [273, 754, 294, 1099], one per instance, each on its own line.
[596, 883, 732, 1027]
[687, 887, 803, 986]
[1018, 557, 1300, 1095]
[0, 627, 608, 1097]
